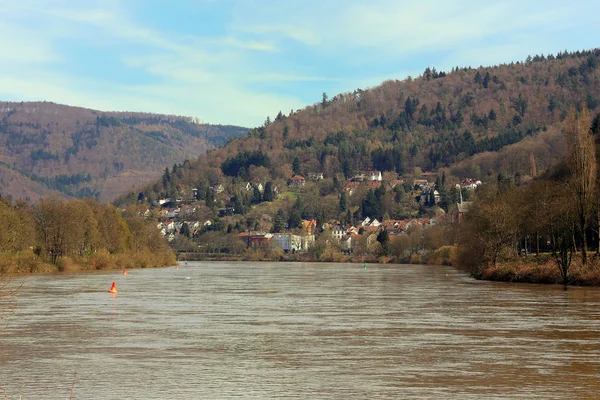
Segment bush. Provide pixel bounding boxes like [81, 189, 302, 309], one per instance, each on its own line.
[57, 257, 79, 272]
[90, 249, 112, 270]
[409, 253, 422, 264]
[426, 246, 457, 265]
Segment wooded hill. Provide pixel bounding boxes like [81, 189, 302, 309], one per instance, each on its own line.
[0, 102, 248, 202]
[127, 49, 600, 213]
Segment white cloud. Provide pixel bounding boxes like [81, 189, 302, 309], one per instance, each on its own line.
[0, 0, 599, 127]
[234, 24, 321, 46]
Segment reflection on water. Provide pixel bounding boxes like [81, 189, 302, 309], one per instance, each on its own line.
[1, 262, 600, 399]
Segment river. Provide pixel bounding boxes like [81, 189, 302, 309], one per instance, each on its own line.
[1, 262, 599, 399]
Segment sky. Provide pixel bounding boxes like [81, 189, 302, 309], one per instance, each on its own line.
[0, 0, 599, 127]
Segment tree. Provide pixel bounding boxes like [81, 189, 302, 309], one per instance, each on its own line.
[322, 92, 329, 108]
[272, 209, 286, 233]
[339, 192, 347, 212]
[377, 229, 390, 255]
[564, 106, 596, 265]
[457, 187, 520, 271]
[263, 182, 274, 202]
[288, 209, 302, 230]
[252, 186, 262, 204]
[512, 93, 528, 117]
[292, 157, 301, 175]
[180, 223, 191, 238]
[205, 187, 215, 207]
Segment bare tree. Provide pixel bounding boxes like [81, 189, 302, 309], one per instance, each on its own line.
[564, 106, 596, 266]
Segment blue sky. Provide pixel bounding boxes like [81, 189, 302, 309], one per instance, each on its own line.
[0, 0, 599, 127]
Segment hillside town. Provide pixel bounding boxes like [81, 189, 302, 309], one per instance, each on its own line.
[144, 170, 482, 260]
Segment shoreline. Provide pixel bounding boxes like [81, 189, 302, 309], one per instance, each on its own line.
[471, 255, 600, 287]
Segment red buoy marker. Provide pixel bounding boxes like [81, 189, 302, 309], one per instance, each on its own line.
[108, 282, 118, 294]
[122, 269, 127, 276]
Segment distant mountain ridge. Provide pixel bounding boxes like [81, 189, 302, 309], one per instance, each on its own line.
[0, 101, 248, 202]
[131, 48, 600, 208]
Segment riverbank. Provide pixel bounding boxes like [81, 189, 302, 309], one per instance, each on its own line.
[178, 245, 457, 265]
[0, 249, 176, 274]
[472, 254, 600, 286]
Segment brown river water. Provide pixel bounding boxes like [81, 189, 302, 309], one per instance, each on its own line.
[1, 262, 599, 399]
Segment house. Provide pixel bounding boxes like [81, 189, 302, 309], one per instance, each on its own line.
[365, 232, 379, 247]
[342, 181, 360, 195]
[461, 178, 482, 190]
[365, 170, 382, 181]
[213, 183, 225, 193]
[365, 181, 382, 190]
[413, 179, 430, 190]
[158, 198, 172, 206]
[248, 233, 273, 249]
[167, 208, 180, 219]
[243, 182, 253, 191]
[254, 182, 264, 193]
[290, 175, 306, 187]
[308, 172, 324, 180]
[272, 233, 303, 253]
[391, 179, 405, 188]
[331, 224, 346, 241]
[302, 219, 317, 235]
[381, 220, 406, 235]
[341, 234, 354, 253]
[301, 235, 315, 251]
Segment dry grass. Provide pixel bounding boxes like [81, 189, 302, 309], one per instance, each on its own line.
[479, 254, 600, 286]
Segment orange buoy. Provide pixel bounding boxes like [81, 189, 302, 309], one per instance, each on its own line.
[108, 282, 118, 294]
[122, 269, 127, 276]
[175, 264, 179, 270]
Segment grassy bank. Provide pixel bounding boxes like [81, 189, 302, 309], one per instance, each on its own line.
[472, 254, 600, 286]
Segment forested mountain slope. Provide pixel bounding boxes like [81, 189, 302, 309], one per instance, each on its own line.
[132, 49, 600, 206]
[0, 102, 248, 202]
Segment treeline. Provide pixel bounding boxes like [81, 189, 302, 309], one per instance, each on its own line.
[458, 107, 600, 284]
[0, 197, 175, 273]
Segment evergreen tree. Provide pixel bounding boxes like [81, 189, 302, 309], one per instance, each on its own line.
[272, 209, 286, 233]
[483, 71, 491, 88]
[377, 229, 390, 255]
[252, 186, 262, 204]
[322, 92, 329, 108]
[263, 181, 274, 202]
[180, 223, 190, 238]
[288, 209, 302, 230]
[361, 189, 380, 218]
[205, 187, 215, 207]
[292, 157, 301, 175]
[339, 192, 347, 212]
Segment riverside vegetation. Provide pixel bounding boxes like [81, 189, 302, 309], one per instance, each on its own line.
[0, 197, 175, 275]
